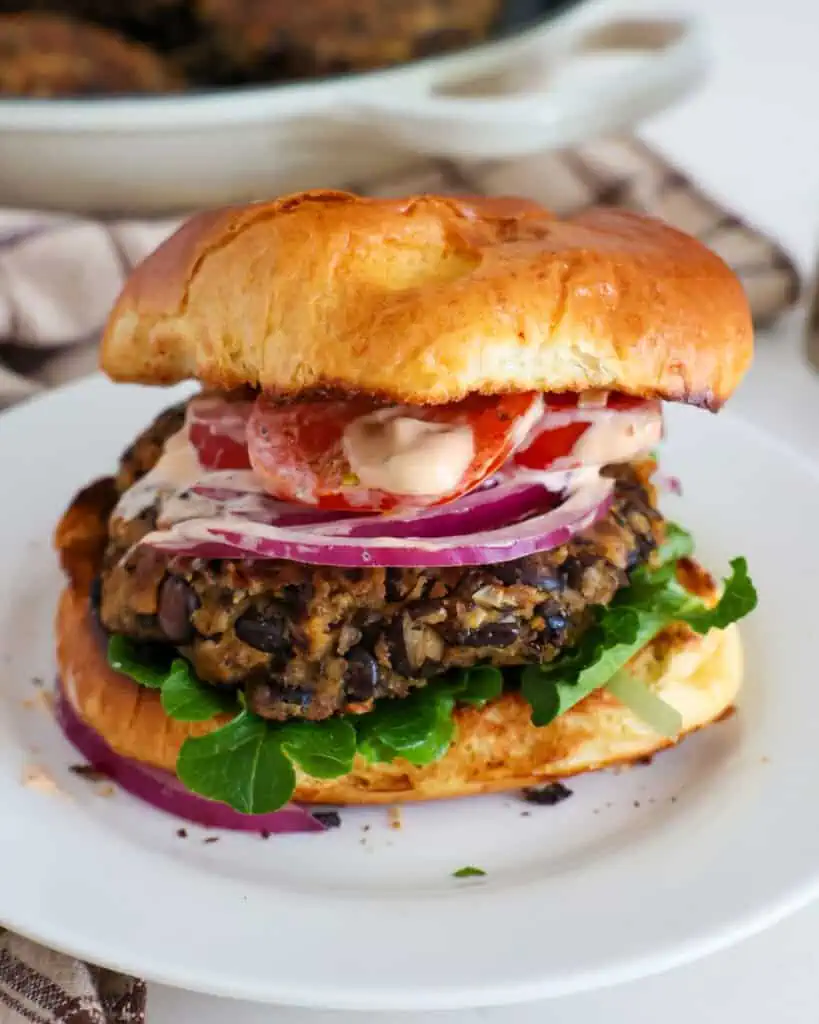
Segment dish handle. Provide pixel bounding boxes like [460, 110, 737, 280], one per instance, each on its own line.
[349, 16, 707, 159]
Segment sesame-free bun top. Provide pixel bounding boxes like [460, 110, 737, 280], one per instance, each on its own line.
[101, 191, 753, 409]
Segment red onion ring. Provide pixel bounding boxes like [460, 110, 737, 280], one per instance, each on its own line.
[144, 473, 614, 568]
[54, 680, 325, 834]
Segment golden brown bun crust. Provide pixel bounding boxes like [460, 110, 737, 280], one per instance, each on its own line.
[100, 191, 753, 410]
[56, 580, 742, 806]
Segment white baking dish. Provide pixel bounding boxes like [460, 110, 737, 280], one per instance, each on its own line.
[0, 2, 706, 213]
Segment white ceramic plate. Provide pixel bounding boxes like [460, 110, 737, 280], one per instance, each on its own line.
[0, 374, 816, 1011]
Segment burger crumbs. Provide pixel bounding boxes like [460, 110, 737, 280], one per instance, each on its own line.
[388, 806, 402, 830]
[96, 784, 116, 798]
[633, 800, 641, 808]
[22, 690, 54, 714]
[670, 796, 678, 803]
[313, 810, 342, 829]
[203, 836, 220, 844]
[260, 830, 271, 840]
[176, 828, 188, 839]
[22, 764, 61, 795]
[361, 824, 371, 833]
[520, 810, 531, 817]
[69, 763, 110, 782]
[31, 676, 44, 687]
[521, 782, 573, 806]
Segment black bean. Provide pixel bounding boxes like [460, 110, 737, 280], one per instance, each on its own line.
[281, 582, 312, 614]
[158, 575, 199, 644]
[406, 599, 444, 621]
[235, 605, 289, 654]
[344, 646, 380, 700]
[457, 622, 520, 648]
[245, 678, 313, 718]
[384, 568, 406, 603]
[493, 559, 562, 590]
[387, 618, 413, 678]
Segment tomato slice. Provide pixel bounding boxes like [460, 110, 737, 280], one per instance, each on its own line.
[247, 392, 542, 511]
[514, 394, 662, 472]
[187, 395, 253, 471]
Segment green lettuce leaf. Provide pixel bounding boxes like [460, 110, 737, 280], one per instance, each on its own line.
[521, 539, 757, 730]
[107, 634, 174, 690]
[160, 660, 236, 722]
[177, 712, 296, 815]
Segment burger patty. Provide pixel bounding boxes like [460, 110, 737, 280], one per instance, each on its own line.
[99, 403, 664, 722]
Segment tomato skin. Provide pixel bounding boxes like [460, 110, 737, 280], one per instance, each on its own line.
[187, 396, 253, 471]
[513, 422, 589, 470]
[247, 392, 543, 511]
[514, 394, 662, 472]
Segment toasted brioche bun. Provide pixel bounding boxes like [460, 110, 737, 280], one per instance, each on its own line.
[100, 192, 753, 410]
[55, 482, 742, 805]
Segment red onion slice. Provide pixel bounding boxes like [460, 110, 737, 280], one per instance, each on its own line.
[143, 472, 614, 568]
[54, 681, 325, 834]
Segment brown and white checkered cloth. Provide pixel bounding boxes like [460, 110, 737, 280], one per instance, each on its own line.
[0, 138, 804, 1024]
[0, 930, 144, 1024]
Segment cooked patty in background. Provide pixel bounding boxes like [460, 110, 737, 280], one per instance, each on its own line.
[0, 12, 183, 95]
[97, 401, 664, 722]
[0, 0, 504, 93]
[194, 0, 502, 79]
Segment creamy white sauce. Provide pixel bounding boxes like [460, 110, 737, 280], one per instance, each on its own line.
[342, 408, 475, 497]
[114, 426, 203, 522]
[507, 394, 545, 453]
[569, 408, 662, 467]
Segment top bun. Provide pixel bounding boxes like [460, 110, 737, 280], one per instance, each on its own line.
[101, 191, 753, 409]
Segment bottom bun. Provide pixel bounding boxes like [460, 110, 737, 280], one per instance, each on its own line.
[56, 580, 742, 805]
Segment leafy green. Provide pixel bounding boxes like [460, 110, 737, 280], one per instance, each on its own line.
[160, 660, 236, 722]
[453, 866, 486, 878]
[521, 537, 757, 730]
[108, 636, 237, 721]
[177, 712, 356, 813]
[278, 720, 357, 779]
[177, 712, 296, 815]
[107, 634, 174, 690]
[355, 666, 502, 766]
[655, 522, 695, 567]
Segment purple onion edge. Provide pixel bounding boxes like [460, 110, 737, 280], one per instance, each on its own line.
[54, 679, 326, 835]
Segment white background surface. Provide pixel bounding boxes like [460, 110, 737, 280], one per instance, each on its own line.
[149, 0, 819, 1018]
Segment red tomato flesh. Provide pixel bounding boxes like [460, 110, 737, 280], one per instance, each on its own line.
[246, 392, 542, 511]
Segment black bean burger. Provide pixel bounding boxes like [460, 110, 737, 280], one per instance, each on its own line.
[54, 191, 757, 825]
